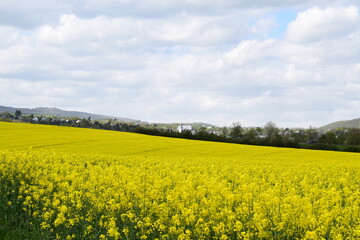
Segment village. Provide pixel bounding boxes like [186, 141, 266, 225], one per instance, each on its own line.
[1, 110, 360, 152]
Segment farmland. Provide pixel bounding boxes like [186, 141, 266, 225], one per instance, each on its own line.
[0, 122, 359, 239]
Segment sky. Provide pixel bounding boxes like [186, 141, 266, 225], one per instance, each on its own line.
[0, 0, 359, 128]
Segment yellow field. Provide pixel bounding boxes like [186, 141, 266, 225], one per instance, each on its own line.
[0, 122, 359, 239]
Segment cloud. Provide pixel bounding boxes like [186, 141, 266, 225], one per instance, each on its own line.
[0, 0, 348, 28]
[224, 39, 276, 66]
[1, 2, 360, 127]
[32, 13, 252, 54]
[287, 6, 360, 43]
[0, 0, 71, 28]
[0, 26, 22, 48]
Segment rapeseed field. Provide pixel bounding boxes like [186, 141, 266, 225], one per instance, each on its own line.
[0, 122, 359, 239]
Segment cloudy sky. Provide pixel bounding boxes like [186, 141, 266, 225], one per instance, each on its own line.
[1, 0, 359, 127]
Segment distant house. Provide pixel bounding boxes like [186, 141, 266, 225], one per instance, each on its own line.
[205, 127, 221, 136]
[293, 130, 305, 134]
[209, 130, 222, 136]
[32, 116, 39, 122]
[279, 130, 291, 136]
[177, 124, 193, 133]
[258, 134, 267, 139]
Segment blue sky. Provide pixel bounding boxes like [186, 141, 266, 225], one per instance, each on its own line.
[0, 0, 359, 128]
[270, 9, 297, 38]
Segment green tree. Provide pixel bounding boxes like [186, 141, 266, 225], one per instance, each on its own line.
[319, 132, 338, 144]
[230, 122, 243, 140]
[305, 126, 319, 142]
[220, 127, 229, 138]
[264, 121, 279, 145]
[255, 127, 263, 134]
[1, 111, 12, 119]
[79, 118, 90, 128]
[14, 110, 22, 119]
[345, 129, 360, 145]
[244, 128, 257, 143]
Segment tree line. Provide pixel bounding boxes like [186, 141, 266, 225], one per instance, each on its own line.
[1, 110, 360, 153]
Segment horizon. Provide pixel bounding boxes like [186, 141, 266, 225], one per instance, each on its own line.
[1, 1, 359, 128]
[1, 104, 357, 129]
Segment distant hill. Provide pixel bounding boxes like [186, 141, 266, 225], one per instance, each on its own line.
[319, 118, 360, 131]
[0, 105, 136, 122]
[187, 122, 216, 128]
[0, 105, 217, 127]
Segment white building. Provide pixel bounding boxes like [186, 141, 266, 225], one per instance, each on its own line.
[177, 124, 193, 133]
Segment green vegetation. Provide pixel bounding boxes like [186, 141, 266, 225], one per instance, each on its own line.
[319, 118, 360, 131]
[2, 109, 360, 153]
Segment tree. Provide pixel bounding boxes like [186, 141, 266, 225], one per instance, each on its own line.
[318, 132, 338, 144]
[198, 127, 207, 133]
[113, 123, 120, 131]
[103, 122, 112, 130]
[255, 127, 263, 134]
[1, 111, 12, 119]
[244, 127, 257, 143]
[15, 110, 21, 119]
[345, 129, 360, 145]
[79, 118, 90, 128]
[93, 121, 101, 129]
[282, 130, 295, 145]
[264, 121, 279, 145]
[230, 122, 243, 140]
[180, 130, 193, 139]
[306, 126, 319, 142]
[220, 127, 229, 138]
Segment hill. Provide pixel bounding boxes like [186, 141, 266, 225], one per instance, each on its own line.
[319, 117, 360, 131]
[0, 105, 217, 128]
[0, 105, 136, 122]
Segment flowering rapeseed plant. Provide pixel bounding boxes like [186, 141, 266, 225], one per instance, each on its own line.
[0, 122, 359, 239]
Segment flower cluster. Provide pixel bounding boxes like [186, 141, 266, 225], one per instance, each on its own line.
[0, 147, 359, 239]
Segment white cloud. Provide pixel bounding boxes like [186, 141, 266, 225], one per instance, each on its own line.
[224, 39, 275, 66]
[1, 0, 348, 29]
[287, 6, 360, 42]
[1, 2, 360, 127]
[0, 0, 70, 28]
[0, 26, 22, 48]
[35, 15, 140, 49]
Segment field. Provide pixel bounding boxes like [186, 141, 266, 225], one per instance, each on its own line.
[0, 122, 359, 239]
